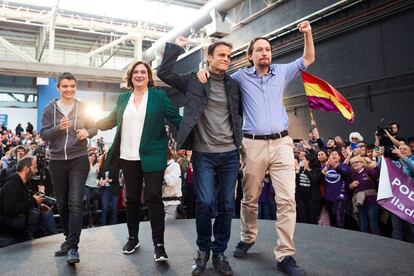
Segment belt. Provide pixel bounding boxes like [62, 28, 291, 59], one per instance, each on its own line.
[162, 197, 181, 201]
[243, 130, 289, 140]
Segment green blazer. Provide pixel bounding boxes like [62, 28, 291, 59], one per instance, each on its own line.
[97, 88, 181, 172]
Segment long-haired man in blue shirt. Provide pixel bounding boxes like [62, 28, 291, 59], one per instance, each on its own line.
[198, 20, 315, 276]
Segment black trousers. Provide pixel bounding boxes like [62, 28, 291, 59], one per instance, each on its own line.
[120, 159, 164, 246]
[296, 198, 322, 225]
[49, 155, 89, 250]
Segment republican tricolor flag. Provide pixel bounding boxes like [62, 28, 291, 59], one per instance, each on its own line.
[301, 71, 355, 123]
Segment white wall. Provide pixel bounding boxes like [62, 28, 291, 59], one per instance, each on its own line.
[0, 108, 37, 131]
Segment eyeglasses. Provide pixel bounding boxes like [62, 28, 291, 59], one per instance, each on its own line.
[351, 137, 358, 140]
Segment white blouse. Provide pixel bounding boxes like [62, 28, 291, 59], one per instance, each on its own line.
[120, 92, 148, 160]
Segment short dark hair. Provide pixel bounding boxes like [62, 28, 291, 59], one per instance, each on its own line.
[407, 137, 414, 144]
[246, 37, 272, 66]
[15, 145, 27, 153]
[388, 122, 400, 130]
[366, 144, 376, 151]
[57, 72, 77, 87]
[207, 41, 233, 56]
[16, 156, 34, 172]
[124, 61, 155, 89]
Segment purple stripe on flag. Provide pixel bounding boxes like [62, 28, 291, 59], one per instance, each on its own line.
[378, 158, 414, 224]
[306, 96, 340, 113]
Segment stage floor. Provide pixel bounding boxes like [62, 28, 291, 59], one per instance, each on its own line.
[1, 219, 413, 275]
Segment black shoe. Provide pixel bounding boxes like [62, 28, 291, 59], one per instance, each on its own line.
[212, 253, 233, 275]
[233, 241, 254, 258]
[67, 249, 80, 265]
[277, 256, 306, 276]
[154, 244, 168, 262]
[191, 250, 210, 276]
[55, 241, 69, 257]
[122, 237, 140, 254]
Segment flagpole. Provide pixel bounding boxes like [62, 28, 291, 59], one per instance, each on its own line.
[308, 108, 316, 128]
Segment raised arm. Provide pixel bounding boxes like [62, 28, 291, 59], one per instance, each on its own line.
[157, 36, 193, 93]
[298, 21, 315, 68]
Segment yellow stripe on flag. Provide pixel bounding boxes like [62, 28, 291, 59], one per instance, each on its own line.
[304, 83, 353, 120]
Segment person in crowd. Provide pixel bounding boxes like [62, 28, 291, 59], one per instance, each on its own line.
[184, 158, 196, 219]
[308, 120, 325, 151]
[84, 152, 100, 212]
[334, 136, 345, 148]
[407, 137, 414, 155]
[0, 145, 28, 187]
[317, 150, 328, 168]
[0, 156, 56, 241]
[97, 137, 105, 155]
[296, 153, 323, 224]
[40, 72, 97, 264]
[349, 132, 364, 147]
[349, 156, 381, 235]
[322, 148, 352, 229]
[197, 20, 314, 276]
[326, 138, 336, 154]
[355, 142, 367, 157]
[98, 153, 121, 225]
[258, 172, 276, 220]
[162, 147, 182, 220]
[158, 36, 241, 276]
[96, 60, 181, 262]
[26, 122, 34, 135]
[15, 124, 24, 137]
[388, 144, 414, 242]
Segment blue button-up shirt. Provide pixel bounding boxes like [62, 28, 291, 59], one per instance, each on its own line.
[231, 57, 306, 135]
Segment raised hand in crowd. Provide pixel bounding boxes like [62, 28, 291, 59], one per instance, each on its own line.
[38, 184, 45, 193]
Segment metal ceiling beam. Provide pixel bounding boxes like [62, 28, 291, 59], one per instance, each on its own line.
[143, 0, 244, 62]
[48, 0, 60, 63]
[0, 60, 122, 83]
[68, 34, 136, 65]
[0, 36, 38, 62]
[0, 101, 37, 108]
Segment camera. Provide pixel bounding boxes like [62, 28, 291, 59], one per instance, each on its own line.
[35, 191, 57, 207]
[376, 118, 389, 137]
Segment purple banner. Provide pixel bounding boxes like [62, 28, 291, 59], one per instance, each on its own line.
[377, 158, 414, 224]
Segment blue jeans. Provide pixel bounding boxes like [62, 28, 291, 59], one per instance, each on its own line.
[100, 186, 118, 225]
[41, 210, 57, 235]
[358, 203, 381, 235]
[192, 149, 239, 254]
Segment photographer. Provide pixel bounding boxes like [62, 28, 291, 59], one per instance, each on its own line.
[0, 156, 56, 241]
[375, 121, 405, 149]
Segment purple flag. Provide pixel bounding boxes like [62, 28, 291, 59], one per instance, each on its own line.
[377, 157, 414, 224]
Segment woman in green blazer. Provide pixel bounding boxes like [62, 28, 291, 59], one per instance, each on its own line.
[97, 61, 181, 262]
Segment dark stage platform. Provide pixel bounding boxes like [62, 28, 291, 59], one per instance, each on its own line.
[1, 219, 413, 275]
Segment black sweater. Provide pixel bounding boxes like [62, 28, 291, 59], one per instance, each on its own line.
[0, 173, 37, 217]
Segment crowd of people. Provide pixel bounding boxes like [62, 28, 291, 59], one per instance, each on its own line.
[1, 119, 413, 243]
[0, 19, 413, 276]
